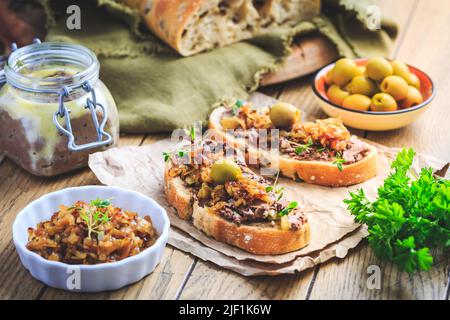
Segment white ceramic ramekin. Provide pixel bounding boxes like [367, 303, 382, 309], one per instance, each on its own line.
[12, 186, 170, 292]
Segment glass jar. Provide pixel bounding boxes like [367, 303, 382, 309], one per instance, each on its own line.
[0, 40, 119, 176]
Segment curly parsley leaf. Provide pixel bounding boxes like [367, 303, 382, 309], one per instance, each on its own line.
[344, 148, 449, 273]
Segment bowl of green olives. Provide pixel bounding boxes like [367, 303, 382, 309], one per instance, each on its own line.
[312, 57, 435, 131]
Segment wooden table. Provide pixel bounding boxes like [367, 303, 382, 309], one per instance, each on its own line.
[1, 0, 449, 300]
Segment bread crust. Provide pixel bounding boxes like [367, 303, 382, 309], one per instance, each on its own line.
[122, 0, 202, 55]
[164, 157, 311, 254]
[164, 163, 194, 220]
[121, 0, 321, 56]
[209, 107, 378, 187]
[192, 202, 311, 255]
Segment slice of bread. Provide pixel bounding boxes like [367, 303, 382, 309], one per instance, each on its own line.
[191, 202, 311, 255]
[209, 106, 378, 187]
[164, 147, 311, 255]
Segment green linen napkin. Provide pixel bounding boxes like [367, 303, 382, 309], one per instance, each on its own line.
[41, 0, 397, 133]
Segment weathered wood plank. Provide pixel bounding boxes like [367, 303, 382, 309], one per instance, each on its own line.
[40, 247, 194, 300]
[261, 36, 339, 86]
[178, 260, 315, 300]
[308, 243, 449, 299]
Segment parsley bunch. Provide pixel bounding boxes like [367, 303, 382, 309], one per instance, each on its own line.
[344, 148, 449, 273]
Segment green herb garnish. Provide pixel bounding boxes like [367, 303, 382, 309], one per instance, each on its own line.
[279, 201, 298, 216]
[163, 151, 170, 162]
[80, 199, 112, 239]
[344, 148, 450, 273]
[178, 150, 187, 158]
[265, 171, 285, 201]
[189, 126, 196, 141]
[295, 138, 313, 155]
[90, 198, 111, 208]
[231, 99, 245, 115]
[333, 154, 345, 172]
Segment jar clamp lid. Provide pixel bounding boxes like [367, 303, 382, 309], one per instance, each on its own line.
[1, 39, 112, 152]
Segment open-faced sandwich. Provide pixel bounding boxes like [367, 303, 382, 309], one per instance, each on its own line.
[209, 100, 378, 187]
[164, 139, 310, 255]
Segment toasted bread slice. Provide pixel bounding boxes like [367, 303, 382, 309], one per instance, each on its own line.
[209, 106, 378, 187]
[164, 142, 311, 255]
[191, 202, 311, 255]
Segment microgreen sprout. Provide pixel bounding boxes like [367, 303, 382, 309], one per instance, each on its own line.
[279, 201, 298, 216]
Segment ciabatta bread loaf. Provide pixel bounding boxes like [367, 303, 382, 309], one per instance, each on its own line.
[121, 0, 321, 56]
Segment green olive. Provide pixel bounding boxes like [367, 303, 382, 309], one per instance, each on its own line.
[327, 84, 350, 105]
[342, 94, 371, 111]
[407, 73, 421, 89]
[269, 102, 300, 128]
[380, 75, 409, 100]
[370, 93, 398, 112]
[366, 57, 393, 81]
[210, 159, 242, 184]
[331, 58, 358, 86]
[356, 66, 366, 76]
[325, 69, 334, 85]
[346, 75, 378, 97]
[197, 183, 212, 199]
[391, 60, 411, 81]
[401, 86, 423, 109]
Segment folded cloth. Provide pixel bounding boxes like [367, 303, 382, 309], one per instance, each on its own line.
[41, 0, 397, 133]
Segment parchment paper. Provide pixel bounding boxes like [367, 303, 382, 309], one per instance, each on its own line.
[88, 93, 448, 275]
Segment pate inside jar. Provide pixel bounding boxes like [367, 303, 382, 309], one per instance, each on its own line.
[0, 42, 119, 176]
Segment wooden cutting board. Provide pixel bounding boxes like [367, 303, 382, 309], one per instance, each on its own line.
[261, 35, 339, 86]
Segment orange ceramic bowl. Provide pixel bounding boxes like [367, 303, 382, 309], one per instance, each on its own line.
[312, 58, 435, 131]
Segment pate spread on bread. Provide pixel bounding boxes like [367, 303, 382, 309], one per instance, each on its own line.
[209, 101, 378, 186]
[164, 139, 310, 255]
